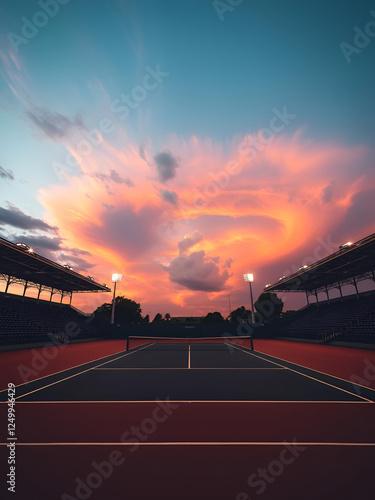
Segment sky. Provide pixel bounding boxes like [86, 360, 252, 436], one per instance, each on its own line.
[0, 0, 374, 317]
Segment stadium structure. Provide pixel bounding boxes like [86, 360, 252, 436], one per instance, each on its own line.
[264, 232, 375, 343]
[0, 232, 374, 348]
[0, 237, 111, 347]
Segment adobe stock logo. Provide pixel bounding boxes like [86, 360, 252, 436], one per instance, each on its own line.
[340, 10, 375, 63]
[7, 0, 72, 54]
[349, 358, 375, 395]
[213, 0, 244, 22]
[61, 398, 180, 500]
[236, 439, 306, 499]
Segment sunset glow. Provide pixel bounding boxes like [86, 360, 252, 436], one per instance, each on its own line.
[1, 1, 374, 316]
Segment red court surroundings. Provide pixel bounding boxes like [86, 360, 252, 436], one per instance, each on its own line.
[1, 338, 375, 500]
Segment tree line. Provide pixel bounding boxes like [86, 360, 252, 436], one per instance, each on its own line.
[93, 292, 284, 326]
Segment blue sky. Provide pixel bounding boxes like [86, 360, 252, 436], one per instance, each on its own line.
[0, 0, 374, 315]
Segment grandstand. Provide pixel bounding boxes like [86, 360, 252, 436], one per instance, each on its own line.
[0, 237, 111, 347]
[1, 235, 375, 499]
[1, 231, 374, 348]
[264, 232, 375, 344]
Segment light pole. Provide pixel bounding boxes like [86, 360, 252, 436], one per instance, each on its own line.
[111, 274, 122, 325]
[243, 273, 255, 324]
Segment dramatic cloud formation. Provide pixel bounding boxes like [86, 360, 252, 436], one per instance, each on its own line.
[0, 205, 57, 232]
[166, 250, 230, 292]
[0, 166, 14, 180]
[2, 1, 374, 316]
[0, 204, 94, 273]
[165, 231, 229, 292]
[36, 130, 374, 315]
[153, 150, 179, 183]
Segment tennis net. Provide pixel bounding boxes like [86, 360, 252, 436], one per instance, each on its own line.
[126, 335, 253, 351]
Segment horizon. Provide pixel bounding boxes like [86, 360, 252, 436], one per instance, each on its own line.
[1, 0, 374, 316]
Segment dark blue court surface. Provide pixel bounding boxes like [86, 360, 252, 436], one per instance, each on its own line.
[2, 342, 374, 403]
[1, 341, 375, 500]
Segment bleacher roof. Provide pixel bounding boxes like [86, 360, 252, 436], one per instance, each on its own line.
[0, 237, 110, 293]
[264, 232, 375, 293]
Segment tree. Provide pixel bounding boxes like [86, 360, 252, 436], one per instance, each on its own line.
[152, 313, 164, 323]
[229, 306, 251, 323]
[143, 314, 150, 324]
[94, 296, 143, 325]
[254, 292, 284, 323]
[203, 311, 224, 323]
[165, 313, 171, 322]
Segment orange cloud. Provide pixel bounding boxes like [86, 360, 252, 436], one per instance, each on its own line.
[38, 130, 374, 316]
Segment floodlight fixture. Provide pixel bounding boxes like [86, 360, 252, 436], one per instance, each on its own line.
[339, 241, 353, 250]
[243, 273, 255, 324]
[243, 273, 254, 282]
[111, 273, 123, 324]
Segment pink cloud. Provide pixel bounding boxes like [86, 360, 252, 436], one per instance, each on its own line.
[37, 130, 374, 315]
[165, 250, 229, 292]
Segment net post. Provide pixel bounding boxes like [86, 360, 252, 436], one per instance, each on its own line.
[250, 336, 254, 351]
[126, 336, 130, 351]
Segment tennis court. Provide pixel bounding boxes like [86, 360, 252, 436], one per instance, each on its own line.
[1, 337, 375, 499]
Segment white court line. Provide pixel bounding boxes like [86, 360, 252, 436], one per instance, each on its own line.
[14, 343, 154, 401]
[1, 441, 375, 447]
[188, 345, 191, 369]
[0, 347, 130, 394]
[127, 336, 250, 340]
[252, 348, 375, 394]
[93, 367, 286, 370]
[228, 343, 374, 403]
[8, 400, 373, 404]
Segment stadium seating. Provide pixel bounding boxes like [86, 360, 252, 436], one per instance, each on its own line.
[0, 293, 107, 346]
[280, 292, 375, 343]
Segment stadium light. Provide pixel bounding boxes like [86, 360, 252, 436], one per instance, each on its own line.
[243, 273, 255, 324]
[111, 274, 123, 325]
[339, 241, 353, 250]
